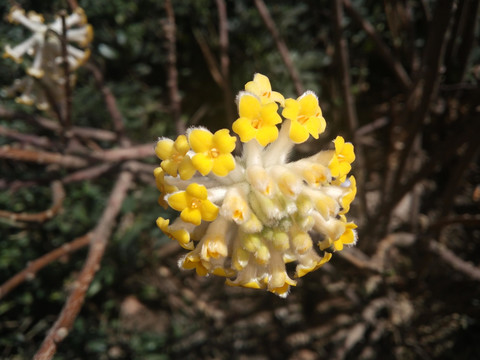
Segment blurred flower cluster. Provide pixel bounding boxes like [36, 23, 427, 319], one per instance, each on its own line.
[3, 5, 93, 111]
[155, 74, 357, 297]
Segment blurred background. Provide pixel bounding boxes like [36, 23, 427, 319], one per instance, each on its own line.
[1, 0, 479, 359]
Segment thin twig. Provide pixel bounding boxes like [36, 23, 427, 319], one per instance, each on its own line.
[194, 30, 224, 87]
[163, 0, 184, 135]
[215, 0, 235, 125]
[0, 233, 91, 299]
[343, 0, 412, 90]
[332, 0, 369, 225]
[0, 125, 52, 148]
[0, 107, 118, 142]
[0, 181, 65, 223]
[85, 63, 130, 146]
[0, 146, 88, 168]
[60, 11, 72, 137]
[429, 239, 480, 282]
[33, 170, 133, 360]
[254, 0, 304, 96]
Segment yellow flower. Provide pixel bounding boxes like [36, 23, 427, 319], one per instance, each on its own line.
[333, 220, 358, 251]
[153, 167, 177, 209]
[155, 135, 196, 180]
[189, 128, 236, 176]
[167, 183, 219, 226]
[329, 136, 355, 182]
[155, 74, 357, 297]
[156, 217, 193, 250]
[245, 73, 285, 106]
[282, 91, 326, 143]
[232, 93, 282, 146]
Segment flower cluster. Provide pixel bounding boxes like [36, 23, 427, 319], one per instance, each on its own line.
[3, 6, 93, 110]
[155, 74, 357, 297]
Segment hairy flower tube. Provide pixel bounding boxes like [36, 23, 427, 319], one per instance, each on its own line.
[155, 73, 357, 297]
[3, 5, 93, 110]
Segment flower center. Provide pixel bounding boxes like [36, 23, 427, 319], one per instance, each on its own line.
[172, 152, 183, 163]
[262, 91, 271, 98]
[251, 117, 263, 129]
[209, 148, 220, 158]
[297, 114, 309, 124]
[190, 198, 201, 209]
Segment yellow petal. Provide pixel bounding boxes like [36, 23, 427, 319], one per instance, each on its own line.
[189, 128, 213, 153]
[181, 207, 202, 225]
[174, 134, 190, 155]
[155, 138, 174, 160]
[288, 119, 309, 143]
[178, 156, 196, 180]
[256, 125, 278, 146]
[161, 159, 178, 177]
[260, 102, 281, 125]
[232, 117, 256, 143]
[186, 183, 208, 200]
[282, 98, 300, 120]
[213, 129, 236, 153]
[192, 153, 214, 176]
[168, 191, 189, 211]
[200, 200, 219, 222]
[211, 153, 235, 176]
[298, 92, 319, 116]
[238, 93, 261, 119]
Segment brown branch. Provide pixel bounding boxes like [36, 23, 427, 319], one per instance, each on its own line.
[0, 107, 117, 142]
[254, 0, 304, 96]
[85, 63, 130, 146]
[429, 239, 480, 282]
[0, 146, 88, 168]
[0, 125, 52, 148]
[93, 143, 155, 162]
[61, 163, 115, 184]
[60, 11, 72, 135]
[343, 0, 412, 90]
[194, 30, 224, 88]
[0, 181, 65, 223]
[332, 0, 368, 225]
[163, 0, 184, 135]
[33, 170, 133, 360]
[215, 0, 235, 125]
[0, 233, 91, 299]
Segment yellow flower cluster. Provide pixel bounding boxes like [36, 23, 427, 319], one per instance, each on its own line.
[155, 73, 357, 297]
[3, 6, 93, 110]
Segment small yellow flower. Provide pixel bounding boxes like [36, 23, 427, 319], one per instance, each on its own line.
[282, 91, 326, 143]
[329, 136, 355, 182]
[232, 93, 282, 146]
[189, 128, 236, 176]
[167, 183, 219, 226]
[333, 220, 358, 251]
[156, 217, 193, 250]
[245, 73, 285, 106]
[155, 135, 196, 180]
[153, 167, 177, 209]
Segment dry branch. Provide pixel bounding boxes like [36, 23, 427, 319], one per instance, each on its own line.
[163, 0, 184, 135]
[254, 0, 304, 96]
[33, 170, 133, 360]
[343, 0, 412, 90]
[0, 181, 65, 223]
[0, 233, 91, 299]
[0, 146, 88, 168]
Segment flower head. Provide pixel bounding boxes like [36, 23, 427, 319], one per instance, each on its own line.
[329, 136, 356, 182]
[245, 73, 285, 106]
[4, 5, 93, 111]
[282, 91, 326, 143]
[155, 135, 196, 180]
[155, 73, 357, 297]
[188, 128, 236, 176]
[232, 93, 282, 146]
